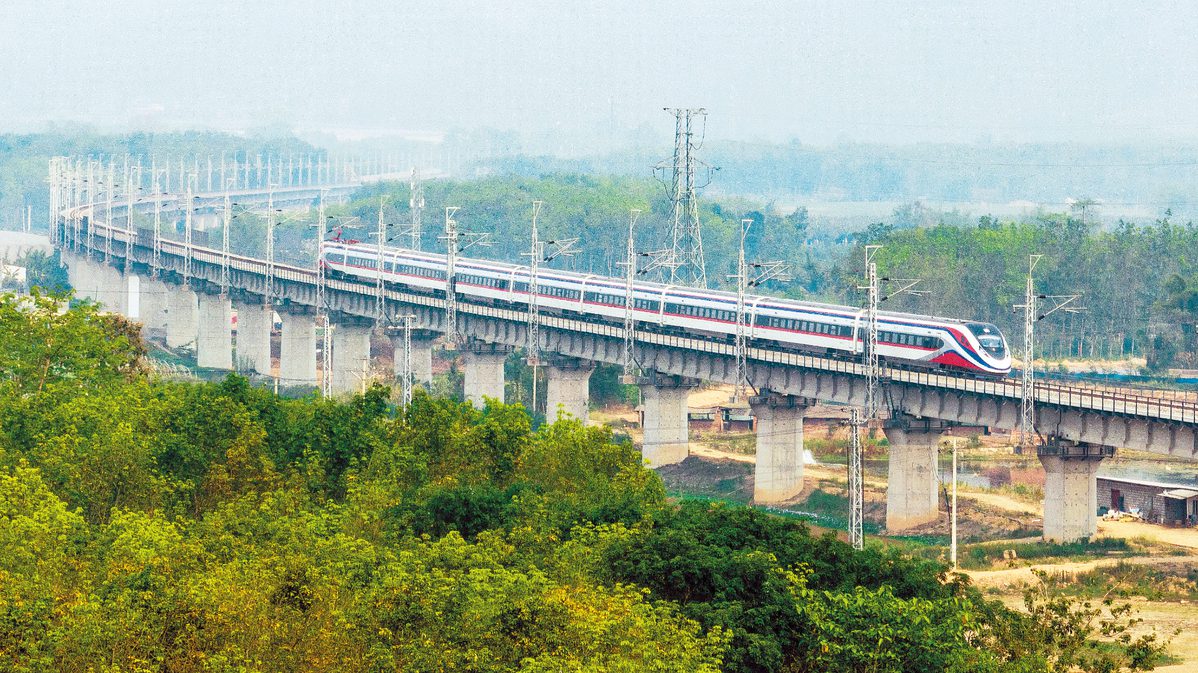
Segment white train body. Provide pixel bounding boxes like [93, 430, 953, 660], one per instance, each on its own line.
[321, 241, 1012, 376]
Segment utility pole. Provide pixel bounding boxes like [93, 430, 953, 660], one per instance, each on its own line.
[730, 218, 790, 403]
[950, 436, 959, 570]
[734, 219, 750, 401]
[47, 159, 58, 242]
[125, 160, 135, 238]
[316, 190, 333, 398]
[409, 168, 424, 250]
[620, 210, 642, 384]
[851, 245, 925, 550]
[526, 201, 544, 375]
[183, 185, 194, 281]
[439, 206, 490, 349]
[656, 108, 712, 288]
[1015, 255, 1082, 452]
[399, 313, 416, 409]
[220, 187, 231, 295]
[1019, 254, 1041, 453]
[374, 196, 389, 326]
[152, 165, 162, 276]
[848, 407, 865, 550]
[85, 160, 96, 257]
[264, 186, 276, 306]
[104, 161, 114, 262]
[522, 201, 578, 413]
[442, 207, 460, 349]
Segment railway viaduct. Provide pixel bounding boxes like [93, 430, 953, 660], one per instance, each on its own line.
[49, 165, 1198, 543]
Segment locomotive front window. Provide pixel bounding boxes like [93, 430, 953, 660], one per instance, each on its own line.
[967, 322, 1007, 358]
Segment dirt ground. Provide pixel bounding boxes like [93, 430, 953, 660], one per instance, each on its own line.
[1098, 518, 1198, 550]
[963, 555, 1187, 589]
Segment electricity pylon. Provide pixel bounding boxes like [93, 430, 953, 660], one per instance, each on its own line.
[850, 245, 926, 550]
[522, 201, 578, 412]
[618, 210, 675, 384]
[1015, 254, 1083, 452]
[729, 218, 790, 402]
[655, 108, 714, 288]
[439, 207, 489, 349]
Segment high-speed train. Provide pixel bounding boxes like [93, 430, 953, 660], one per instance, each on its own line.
[320, 240, 1012, 376]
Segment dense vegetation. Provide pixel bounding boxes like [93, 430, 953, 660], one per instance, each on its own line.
[0, 291, 1169, 672]
[331, 174, 809, 288]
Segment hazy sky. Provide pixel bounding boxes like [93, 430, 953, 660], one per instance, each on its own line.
[3, 0, 1198, 145]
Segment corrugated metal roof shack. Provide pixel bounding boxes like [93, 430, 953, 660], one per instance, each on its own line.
[1097, 476, 1198, 525]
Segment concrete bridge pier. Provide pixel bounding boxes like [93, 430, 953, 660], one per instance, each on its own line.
[750, 393, 814, 504]
[1040, 440, 1114, 542]
[63, 252, 86, 298]
[278, 309, 317, 387]
[65, 253, 98, 303]
[639, 374, 697, 468]
[544, 357, 594, 422]
[331, 319, 373, 395]
[74, 255, 103, 304]
[463, 341, 510, 408]
[165, 287, 199, 350]
[138, 276, 171, 333]
[883, 416, 947, 531]
[94, 263, 128, 315]
[196, 292, 233, 370]
[389, 330, 438, 386]
[234, 298, 273, 375]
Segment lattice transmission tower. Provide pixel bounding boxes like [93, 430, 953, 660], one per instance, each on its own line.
[655, 108, 713, 288]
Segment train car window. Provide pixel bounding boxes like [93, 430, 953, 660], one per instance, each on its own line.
[634, 298, 659, 311]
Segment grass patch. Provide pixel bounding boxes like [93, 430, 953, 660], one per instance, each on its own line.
[958, 537, 1132, 570]
[774, 488, 882, 535]
[1041, 560, 1198, 601]
[694, 432, 757, 455]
